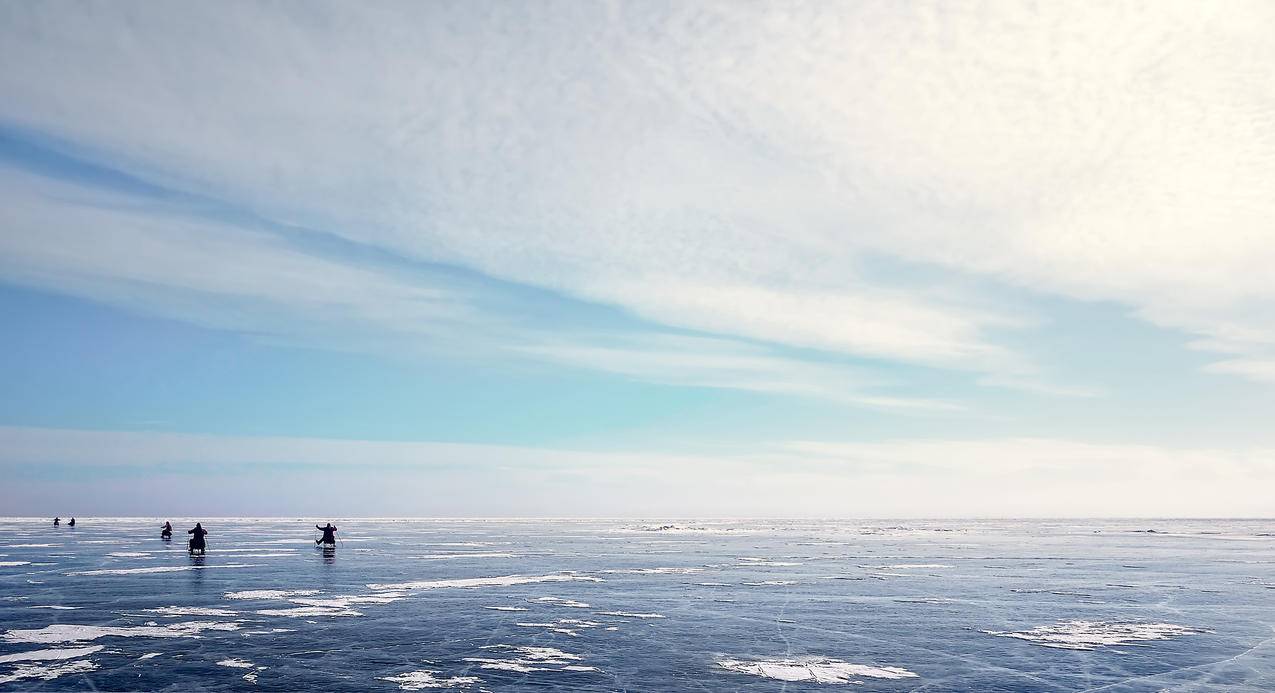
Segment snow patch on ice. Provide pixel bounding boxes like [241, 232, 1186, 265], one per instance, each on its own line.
[147, 606, 239, 617]
[984, 620, 1209, 650]
[596, 611, 665, 619]
[414, 552, 516, 560]
[256, 606, 363, 618]
[3, 621, 241, 644]
[531, 596, 590, 608]
[380, 669, 481, 689]
[0, 645, 103, 664]
[0, 658, 97, 684]
[602, 567, 704, 574]
[217, 657, 254, 668]
[368, 574, 601, 591]
[289, 592, 405, 609]
[864, 564, 952, 570]
[68, 563, 258, 576]
[463, 645, 598, 674]
[224, 589, 321, 600]
[717, 657, 919, 684]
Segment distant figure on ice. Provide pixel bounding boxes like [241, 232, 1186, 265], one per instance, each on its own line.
[187, 522, 208, 554]
[316, 522, 337, 547]
[67, 517, 76, 527]
[161, 521, 172, 539]
[53, 517, 60, 526]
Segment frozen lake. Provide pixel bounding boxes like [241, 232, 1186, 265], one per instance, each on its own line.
[2, 518, 1274, 691]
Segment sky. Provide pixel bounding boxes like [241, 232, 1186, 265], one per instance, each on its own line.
[2, 1, 1274, 517]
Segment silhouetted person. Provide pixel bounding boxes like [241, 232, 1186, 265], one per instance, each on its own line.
[316, 523, 337, 546]
[161, 522, 172, 539]
[67, 517, 75, 527]
[187, 522, 207, 554]
[53, 517, 60, 526]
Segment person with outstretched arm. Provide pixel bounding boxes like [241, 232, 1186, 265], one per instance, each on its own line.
[53, 517, 60, 526]
[316, 522, 337, 547]
[187, 522, 208, 554]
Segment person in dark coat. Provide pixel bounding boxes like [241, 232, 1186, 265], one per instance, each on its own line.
[67, 517, 75, 527]
[53, 517, 60, 526]
[316, 523, 337, 547]
[187, 522, 208, 554]
[161, 521, 172, 539]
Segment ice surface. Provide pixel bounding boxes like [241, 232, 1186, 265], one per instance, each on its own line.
[717, 657, 919, 684]
[0, 517, 1270, 691]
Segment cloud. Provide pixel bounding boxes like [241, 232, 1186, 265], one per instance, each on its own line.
[513, 333, 961, 411]
[4, 427, 1275, 516]
[2, 1, 1272, 390]
[5, 164, 949, 408]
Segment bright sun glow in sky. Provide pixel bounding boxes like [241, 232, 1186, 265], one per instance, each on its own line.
[2, 1, 1274, 516]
